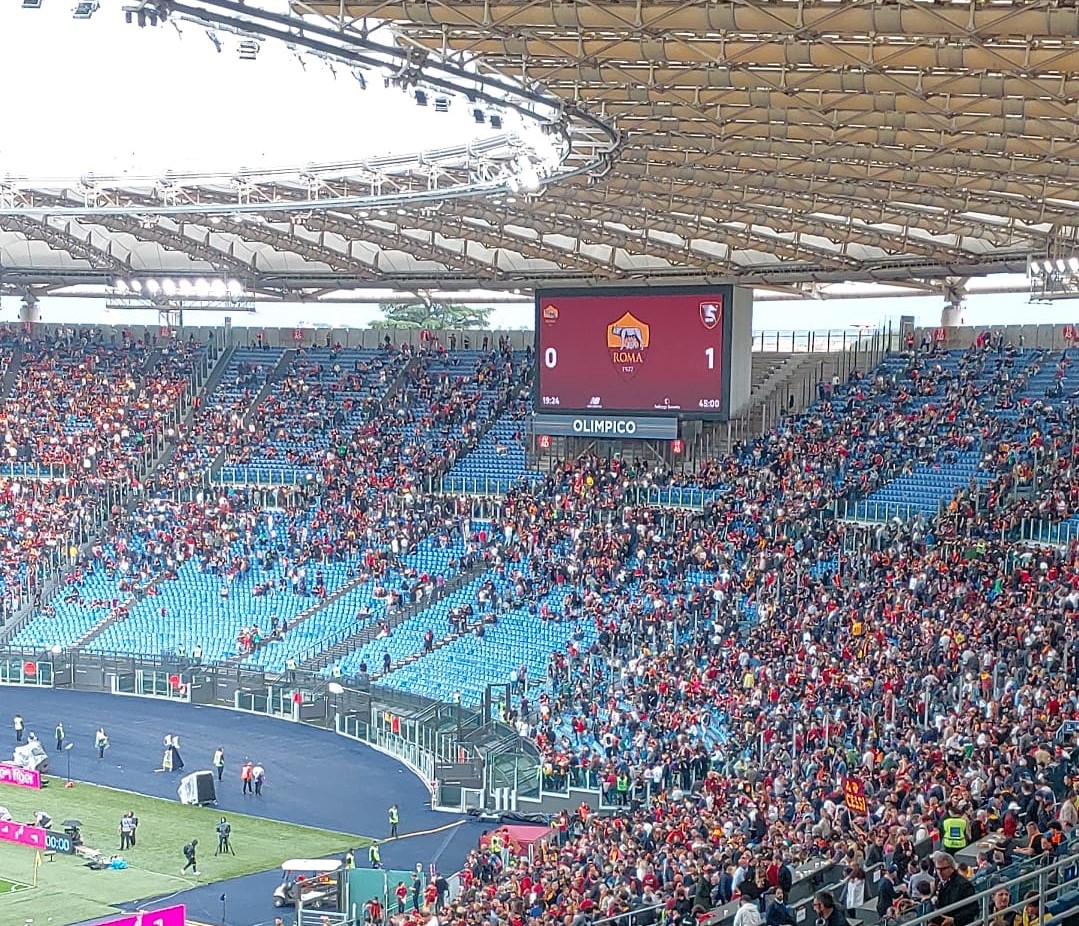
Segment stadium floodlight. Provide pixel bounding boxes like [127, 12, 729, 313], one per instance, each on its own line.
[1043, 259, 1056, 274]
[161, 278, 177, 297]
[210, 279, 227, 298]
[195, 278, 211, 297]
[178, 279, 194, 296]
[73, 1, 99, 18]
[113, 279, 129, 294]
[129, 279, 142, 293]
[226, 279, 244, 298]
[1069, 257, 1079, 273]
[146, 279, 161, 295]
[1057, 259, 1068, 273]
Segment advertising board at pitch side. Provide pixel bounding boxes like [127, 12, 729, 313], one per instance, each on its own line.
[532, 414, 678, 440]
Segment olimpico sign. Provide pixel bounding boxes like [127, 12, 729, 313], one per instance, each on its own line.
[532, 414, 678, 440]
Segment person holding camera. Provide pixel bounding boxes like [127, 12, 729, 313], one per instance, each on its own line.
[216, 817, 234, 856]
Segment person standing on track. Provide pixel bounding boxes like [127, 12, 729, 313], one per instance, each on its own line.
[13, 714, 24, 742]
[212, 746, 225, 782]
[55, 722, 64, 753]
[241, 760, 253, 795]
[388, 803, 399, 838]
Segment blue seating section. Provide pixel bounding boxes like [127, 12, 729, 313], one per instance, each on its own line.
[168, 347, 283, 479]
[376, 350, 528, 477]
[834, 347, 1057, 521]
[443, 411, 537, 493]
[850, 451, 987, 519]
[220, 347, 406, 484]
[377, 594, 599, 705]
[249, 532, 477, 673]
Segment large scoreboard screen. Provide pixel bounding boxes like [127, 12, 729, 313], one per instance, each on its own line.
[535, 285, 734, 417]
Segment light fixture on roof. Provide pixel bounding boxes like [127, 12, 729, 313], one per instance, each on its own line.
[489, 114, 503, 130]
[472, 108, 485, 124]
[73, 1, 99, 18]
[206, 30, 222, 53]
[238, 40, 260, 61]
[1029, 253, 1079, 302]
[434, 97, 450, 113]
[414, 90, 428, 107]
[123, 2, 168, 26]
[516, 156, 540, 192]
[21, 0, 43, 8]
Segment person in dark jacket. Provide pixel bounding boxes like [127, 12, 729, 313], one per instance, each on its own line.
[876, 866, 903, 918]
[933, 851, 977, 926]
[766, 888, 797, 926]
[812, 890, 845, 926]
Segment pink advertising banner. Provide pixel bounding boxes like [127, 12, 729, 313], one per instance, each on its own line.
[0, 820, 46, 849]
[0, 762, 41, 789]
[96, 903, 186, 926]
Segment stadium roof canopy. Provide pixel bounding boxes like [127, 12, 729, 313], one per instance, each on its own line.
[1, 0, 1077, 303]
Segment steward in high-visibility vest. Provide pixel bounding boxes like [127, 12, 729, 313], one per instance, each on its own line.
[941, 811, 969, 850]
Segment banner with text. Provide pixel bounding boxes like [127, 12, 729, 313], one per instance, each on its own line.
[532, 414, 678, 440]
[0, 763, 41, 789]
[844, 777, 868, 815]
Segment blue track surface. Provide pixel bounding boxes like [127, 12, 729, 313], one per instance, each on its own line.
[0, 688, 485, 926]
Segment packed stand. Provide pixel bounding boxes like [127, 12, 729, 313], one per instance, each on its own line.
[0, 329, 205, 480]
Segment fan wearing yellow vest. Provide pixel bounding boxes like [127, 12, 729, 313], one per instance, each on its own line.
[941, 807, 969, 850]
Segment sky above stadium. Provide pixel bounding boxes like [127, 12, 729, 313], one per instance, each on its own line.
[0, 0, 494, 180]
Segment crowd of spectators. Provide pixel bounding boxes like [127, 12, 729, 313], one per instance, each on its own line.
[412, 341, 1079, 926]
[2, 326, 1079, 926]
[0, 329, 204, 479]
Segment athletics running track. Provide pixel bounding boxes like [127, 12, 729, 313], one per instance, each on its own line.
[0, 687, 487, 926]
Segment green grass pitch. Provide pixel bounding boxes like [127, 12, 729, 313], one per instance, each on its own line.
[0, 776, 371, 925]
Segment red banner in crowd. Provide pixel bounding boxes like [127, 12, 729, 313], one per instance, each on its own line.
[844, 777, 868, 815]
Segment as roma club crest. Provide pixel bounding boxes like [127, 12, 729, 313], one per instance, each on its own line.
[542, 304, 560, 325]
[607, 311, 650, 379]
[700, 301, 720, 329]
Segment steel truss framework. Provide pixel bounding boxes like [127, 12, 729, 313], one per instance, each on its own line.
[1, 0, 1076, 300]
